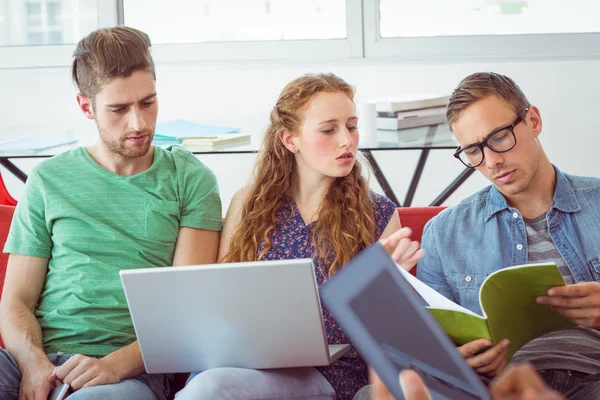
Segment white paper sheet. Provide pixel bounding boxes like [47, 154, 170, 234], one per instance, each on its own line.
[397, 265, 480, 317]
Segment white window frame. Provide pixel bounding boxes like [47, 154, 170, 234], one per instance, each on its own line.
[132, 0, 364, 63]
[0, 0, 363, 69]
[0, 0, 118, 69]
[25, 0, 63, 45]
[1, 0, 600, 69]
[362, 1, 600, 60]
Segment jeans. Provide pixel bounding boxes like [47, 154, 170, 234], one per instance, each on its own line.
[0, 348, 168, 399]
[539, 369, 600, 400]
[175, 367, 336, 400]
[352, 385, 371, 400]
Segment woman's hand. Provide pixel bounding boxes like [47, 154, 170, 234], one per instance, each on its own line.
[380, 227, 424, 271]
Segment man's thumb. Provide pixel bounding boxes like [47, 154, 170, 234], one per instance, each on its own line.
[399, 370, 432, 400]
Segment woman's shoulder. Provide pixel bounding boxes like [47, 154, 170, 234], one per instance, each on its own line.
[369, 191, 397, 235]
[369, 191, 397, 212]
[231, 186, 251, 206]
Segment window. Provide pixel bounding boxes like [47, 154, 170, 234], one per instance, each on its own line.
[122, 0, 363, 62]
[25, 1, 63, 45]
[124, 0, 347, 44]
[26, 3, 43, 28]
[0, 0, 98, 46]
[1, 0, 599, 68]
[379, 0, 600, 38]
[364, 0, 600, 59]
[46, 2, 60, 26]
[26, 31, 43, 44]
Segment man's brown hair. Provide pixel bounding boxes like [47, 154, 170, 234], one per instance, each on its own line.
[446, 72, 531, 130]
[72, 26, 155, 100]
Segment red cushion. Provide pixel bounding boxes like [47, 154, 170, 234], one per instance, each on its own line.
[396, 206, 446, 275]
[0, 205, 16, 348]
[0, 174, 17, 206]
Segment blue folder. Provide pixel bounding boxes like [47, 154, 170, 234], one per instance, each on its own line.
[154, 120, 241, 140]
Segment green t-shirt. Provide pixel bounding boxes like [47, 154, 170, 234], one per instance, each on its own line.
[3, 145, 222, 356]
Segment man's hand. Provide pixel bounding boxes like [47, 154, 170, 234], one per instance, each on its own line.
[537, 282, 600, 328]
[380, 227, 425, 271]
[489, 364, 564, 399]
[373, 364, 564, 400]
[371, 368, 433, 400]
[458, 338, 509, 378]
[50, 354, 120, 391]
[399, 370, 432, 400]
[19, 356, 57, 400]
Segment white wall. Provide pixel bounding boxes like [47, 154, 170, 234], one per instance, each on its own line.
[1, 57, 599, 214]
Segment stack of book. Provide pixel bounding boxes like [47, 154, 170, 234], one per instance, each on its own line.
[152, 120, 251, 150]
[375, 94, 449, 131]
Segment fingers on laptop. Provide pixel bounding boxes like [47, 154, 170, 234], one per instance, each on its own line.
[459, 338, 509, 377]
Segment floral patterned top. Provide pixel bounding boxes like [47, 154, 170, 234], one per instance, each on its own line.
[258, 192, 397, 399]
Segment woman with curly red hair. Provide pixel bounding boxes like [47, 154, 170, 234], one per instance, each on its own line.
[176, 73, 423, 400]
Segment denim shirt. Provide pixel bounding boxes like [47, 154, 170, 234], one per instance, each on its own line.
[417, 166, 600, 315]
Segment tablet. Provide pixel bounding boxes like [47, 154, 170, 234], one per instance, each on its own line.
[320, 243, 490, 400]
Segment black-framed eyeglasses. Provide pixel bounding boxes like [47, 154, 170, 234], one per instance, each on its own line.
[453, 108, 529, 168]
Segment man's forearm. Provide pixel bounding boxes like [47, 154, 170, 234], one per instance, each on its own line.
[102, 341, 146, 381]
[0, 300, 47, 367]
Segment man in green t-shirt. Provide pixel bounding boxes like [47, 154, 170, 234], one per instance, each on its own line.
[0, 26, 222, 400]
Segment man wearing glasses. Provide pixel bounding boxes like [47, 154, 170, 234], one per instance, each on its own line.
[417, 72, 600, 398]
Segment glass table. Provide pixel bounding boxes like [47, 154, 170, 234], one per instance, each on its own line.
[0, 124, 475, 207]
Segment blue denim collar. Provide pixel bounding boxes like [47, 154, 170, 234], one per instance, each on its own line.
[551, 165, 582, 214]
[484, 165, 581, 222]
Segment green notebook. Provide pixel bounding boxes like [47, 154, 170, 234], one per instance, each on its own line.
[399, 263, 575, 360]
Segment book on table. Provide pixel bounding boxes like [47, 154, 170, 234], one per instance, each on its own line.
[375, 126, 456, 146]
[181, 133, 251, 150]
[398, 263, 575, 360]
[376, 106, 447, 130]
[152, 138, 182, 147]
[374, 94, 450, 113]
[154, 119, 241, 140]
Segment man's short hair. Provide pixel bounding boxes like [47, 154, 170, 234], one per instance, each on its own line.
[71, 26, 155, 100]
[446, 72, 531, 130]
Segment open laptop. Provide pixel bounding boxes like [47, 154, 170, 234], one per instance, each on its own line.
[120, 259, 349, 374]
[320, 243, 491, 400]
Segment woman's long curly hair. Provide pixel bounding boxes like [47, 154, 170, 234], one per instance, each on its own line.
[222, 73, 376, 277]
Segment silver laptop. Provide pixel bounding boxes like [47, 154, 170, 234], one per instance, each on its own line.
[120, 258, 349, 374]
